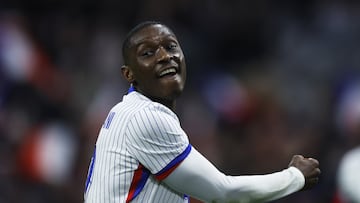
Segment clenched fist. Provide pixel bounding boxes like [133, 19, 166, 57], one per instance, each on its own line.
[289, 155, 321, 190]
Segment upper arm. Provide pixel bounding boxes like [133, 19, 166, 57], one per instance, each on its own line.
[125, 106, 189, 175]
[163, 146, 227, 202]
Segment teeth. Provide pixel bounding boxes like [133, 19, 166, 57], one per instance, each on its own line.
[159, 68, 176, 77]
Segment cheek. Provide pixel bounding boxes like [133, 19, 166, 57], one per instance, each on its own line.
[177, 52, 185, 62]
[180, 57, 186, 77]
[133, 61, 154, 77]
[135, 58, 153, 69]
[182, 67, 187, 81]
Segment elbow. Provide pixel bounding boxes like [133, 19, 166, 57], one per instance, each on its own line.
[207, 175, 262, 203]
[204, 176, 252, 203]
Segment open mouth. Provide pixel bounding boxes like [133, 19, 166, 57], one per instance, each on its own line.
[159, 67, 177, 78]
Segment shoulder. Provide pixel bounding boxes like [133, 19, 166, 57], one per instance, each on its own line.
[111, 91, 152, 116]
[112, 92, 181, 133]
[123, 91, 179, 122]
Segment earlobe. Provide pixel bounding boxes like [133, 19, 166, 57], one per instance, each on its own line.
[121, 65, 135, 83]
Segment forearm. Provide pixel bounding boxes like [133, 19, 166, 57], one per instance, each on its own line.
[223, 167, 304, 202]
[164, 147, 305, 203]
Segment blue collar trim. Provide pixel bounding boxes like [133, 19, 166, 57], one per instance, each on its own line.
[128, 85, 136, 93]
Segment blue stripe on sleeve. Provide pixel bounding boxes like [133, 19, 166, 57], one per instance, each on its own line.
[155, 144, 192, 178]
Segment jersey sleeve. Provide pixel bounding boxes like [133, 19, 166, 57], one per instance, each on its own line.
[125, 105, 190, 178]
[164, 147, 305, 203]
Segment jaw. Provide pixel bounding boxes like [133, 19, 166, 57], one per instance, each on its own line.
[136, 73, 185, 102]
[157, 73, 185, 99]
[133, 61, 186, 103]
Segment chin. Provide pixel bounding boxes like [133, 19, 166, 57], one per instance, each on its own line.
[162, 81, 185, 99]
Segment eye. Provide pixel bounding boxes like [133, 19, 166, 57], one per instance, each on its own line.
[167, 43, 177, 51]
[141, 50, 154, 57]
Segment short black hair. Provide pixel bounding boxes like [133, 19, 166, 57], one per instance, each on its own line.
[122, 21, 163, 65]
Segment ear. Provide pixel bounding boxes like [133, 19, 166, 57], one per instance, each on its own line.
[121, 65, 135, 83]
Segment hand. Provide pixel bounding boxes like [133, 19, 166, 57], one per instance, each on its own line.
[288, 155, 321, 190]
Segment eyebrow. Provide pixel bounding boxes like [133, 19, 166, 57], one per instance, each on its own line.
[132, 34, 178, 48]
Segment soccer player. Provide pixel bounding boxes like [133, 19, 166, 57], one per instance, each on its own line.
[84, 21, 321, 203]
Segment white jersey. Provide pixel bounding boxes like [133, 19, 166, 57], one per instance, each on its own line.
[337, 146, 360, 202]
[84, 91, 191, 203]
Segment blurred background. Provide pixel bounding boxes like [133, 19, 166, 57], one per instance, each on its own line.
[1, 0, 360, 202]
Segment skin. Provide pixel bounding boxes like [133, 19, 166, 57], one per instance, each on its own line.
[121, 22, 320, 191]
[121, 24, 186, 111]
[289, 155, 321, 190]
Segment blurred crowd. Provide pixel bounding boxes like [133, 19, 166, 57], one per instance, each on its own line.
[1, 0, 360, 202]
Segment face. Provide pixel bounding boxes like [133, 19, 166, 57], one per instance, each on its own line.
[125, 24, 186, 101]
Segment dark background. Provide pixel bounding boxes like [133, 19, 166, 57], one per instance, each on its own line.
[1, 0, 360, 202]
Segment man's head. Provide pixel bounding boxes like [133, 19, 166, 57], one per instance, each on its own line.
[121, 21, 186, 103]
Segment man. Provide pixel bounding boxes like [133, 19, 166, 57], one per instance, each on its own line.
[84, 21, 321, 203]
[333, 78, 360, 203]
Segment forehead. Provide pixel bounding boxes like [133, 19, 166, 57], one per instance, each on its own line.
[129, 24, 177, 47]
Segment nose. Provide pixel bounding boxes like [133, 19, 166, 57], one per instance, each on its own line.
[156, 46, 171, 62]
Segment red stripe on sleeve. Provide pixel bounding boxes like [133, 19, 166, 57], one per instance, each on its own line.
[155, 161, 182, 181]
[126, 164, 146, 203]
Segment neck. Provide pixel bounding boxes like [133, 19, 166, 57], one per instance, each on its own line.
[150, 96, 176, 112]
[128, 86, 177, 111]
